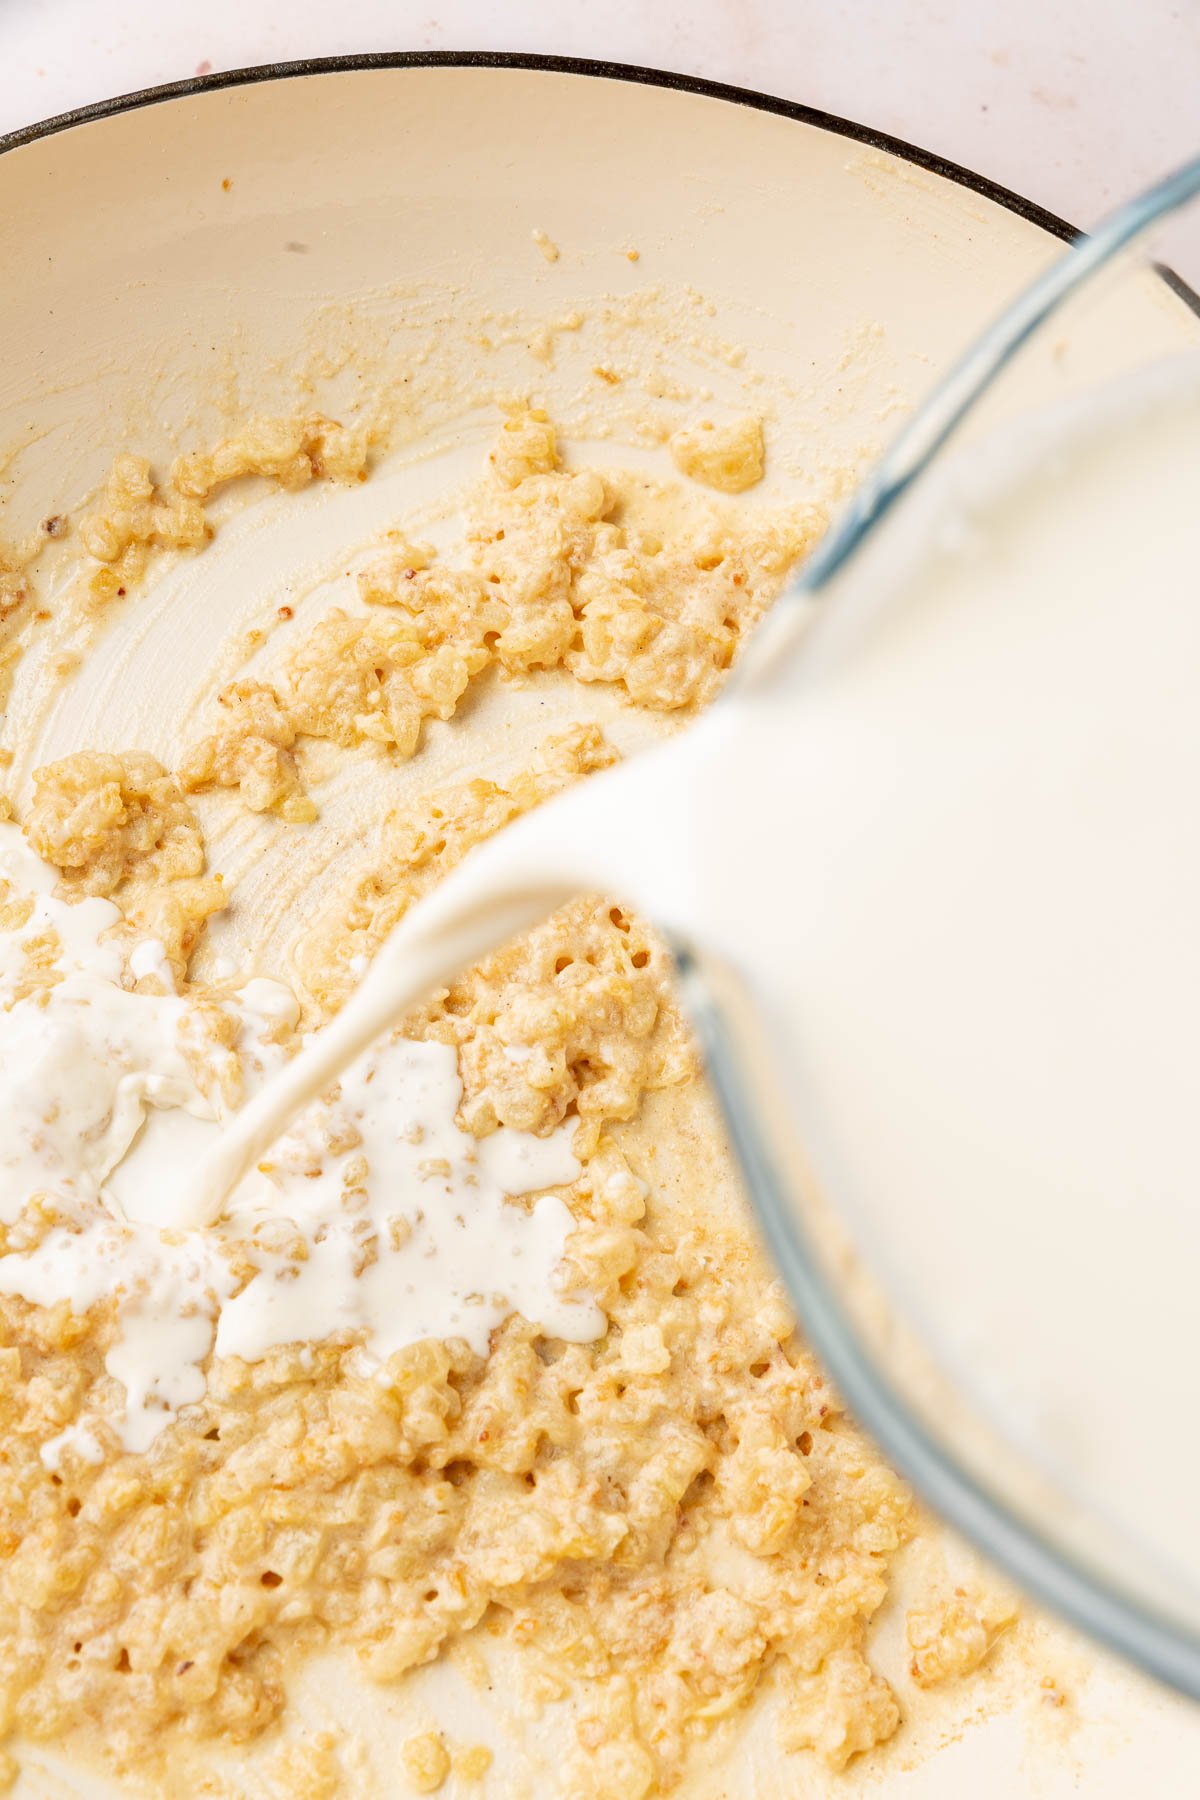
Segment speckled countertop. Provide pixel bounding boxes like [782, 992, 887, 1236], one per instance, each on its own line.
[1, 0, 1197, 284]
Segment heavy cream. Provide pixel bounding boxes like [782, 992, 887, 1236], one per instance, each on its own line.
[0, 828, 600, 1462]
[0, 824, 233, 1224]
[216, 1038, 597, 1364]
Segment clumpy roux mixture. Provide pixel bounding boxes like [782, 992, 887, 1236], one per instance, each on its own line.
[0, 409, 1015, 1796]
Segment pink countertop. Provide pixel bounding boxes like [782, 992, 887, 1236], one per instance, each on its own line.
[2, 1, 1197, 282]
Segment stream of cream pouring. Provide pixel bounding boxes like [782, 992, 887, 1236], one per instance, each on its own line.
[171, 161, 1200, 1695]
[178, 154, 1200, 1233]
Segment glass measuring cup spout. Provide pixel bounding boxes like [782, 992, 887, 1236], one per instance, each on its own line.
[736, 153, 1200, 687]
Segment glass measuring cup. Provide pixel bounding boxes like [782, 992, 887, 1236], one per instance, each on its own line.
[678, 154, 1200, 1698]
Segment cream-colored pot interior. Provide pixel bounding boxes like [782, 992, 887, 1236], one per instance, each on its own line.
[1, 60, 1199, 1796]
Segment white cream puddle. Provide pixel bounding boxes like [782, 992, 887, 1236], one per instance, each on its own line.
[217, 1037, 598, 1364]
[0, 826, 601, 1464]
